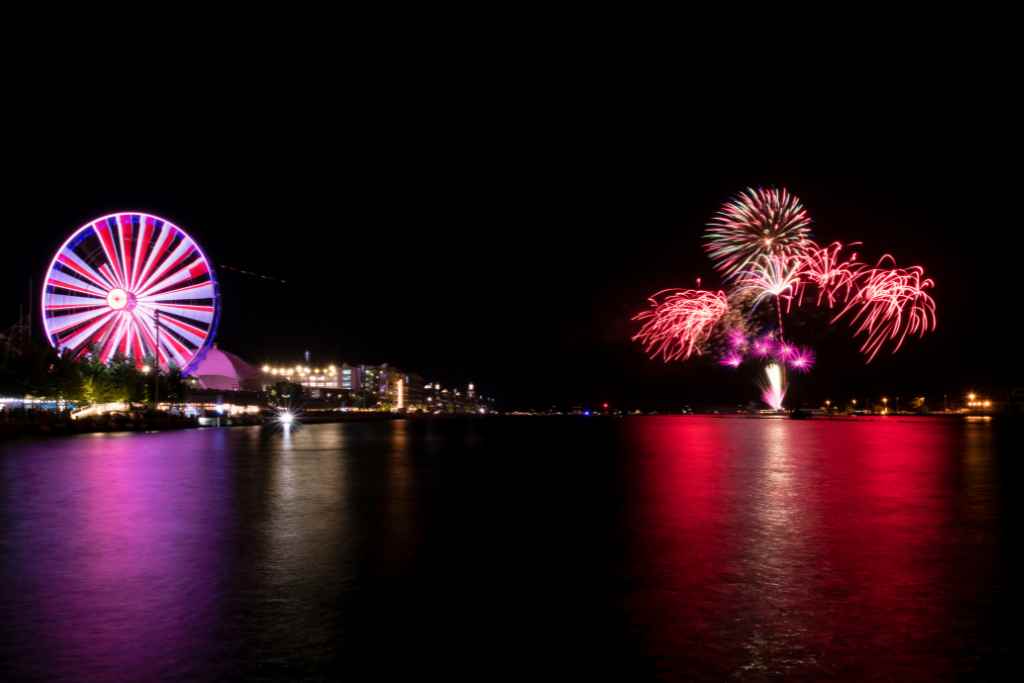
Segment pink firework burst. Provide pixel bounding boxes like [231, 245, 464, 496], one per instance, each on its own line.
[775, 341, 797, 362]
[831, 257, 937, 362]
[632, 289, 730, 362]
[788, 346, 815, 372]
[727, 328, 748, 350]
[752, 333, 776, 358]
[705, 187, 813, 281]
[797, 241, 864, 308]
[720, 352, 743, 368]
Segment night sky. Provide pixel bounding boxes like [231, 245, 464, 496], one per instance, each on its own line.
[6, 68, 1020, 409]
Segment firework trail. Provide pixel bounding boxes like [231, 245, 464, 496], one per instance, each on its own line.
[830, 257, 937, 362]
[760, 363, 786, 410]
[632, 289, 729, 362]
[704, 187, 813, 281]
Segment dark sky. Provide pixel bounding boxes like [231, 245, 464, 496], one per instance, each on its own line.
[5, 56, 1020, 408]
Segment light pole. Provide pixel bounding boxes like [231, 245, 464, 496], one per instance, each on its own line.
[154, 309, 160, 409]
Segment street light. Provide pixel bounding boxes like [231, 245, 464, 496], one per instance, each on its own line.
[154, 309, 160, 408]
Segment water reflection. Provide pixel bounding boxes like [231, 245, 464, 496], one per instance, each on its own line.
[0, 417, 1014, 680]
[0, 430, 233, 681]
[627, 416, 1009, 679]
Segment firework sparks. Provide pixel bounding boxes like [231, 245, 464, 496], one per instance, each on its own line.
[633, 185, 938, 399]
[752, 333, 776, 358]
[734, 254, 805, 311]
[720, 352, 743, 368]
[831, 257, 937, 362]
[705, 187, 813, 281]
[788, 346, 815, 372]
[798, 241, 863, 308]
[632, 289, 730, 362]
[727, 328, 748, 349]
[775, 341, 797, 362]
[760, 363, 786, 411]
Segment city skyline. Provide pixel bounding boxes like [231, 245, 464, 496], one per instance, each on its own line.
[5, 165, 1020, 410]
[5, 84, 1021, 409]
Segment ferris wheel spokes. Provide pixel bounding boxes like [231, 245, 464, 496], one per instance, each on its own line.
[42, 213, 219, 374]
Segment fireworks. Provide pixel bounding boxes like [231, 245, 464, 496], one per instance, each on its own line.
[788, 346, 815, 372]
[716, 331, 815, 373]
[760, 363, 786, 411]
[727, 328, 748, 350]
[720, 352, 743, 368]
[752, 332, 775, 358]
[705, 187, 813, 281]
[831, 257, 937, 362]
[633, 185, 938, 406]
[734, 253, 805, 311]
[797, 241, 863, 308]
[632, 289, 729, 362]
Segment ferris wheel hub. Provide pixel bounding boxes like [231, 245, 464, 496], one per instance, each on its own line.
[106, 288, 135, 311]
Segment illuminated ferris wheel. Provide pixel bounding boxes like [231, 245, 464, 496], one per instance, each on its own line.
[41, 212, 219, 373]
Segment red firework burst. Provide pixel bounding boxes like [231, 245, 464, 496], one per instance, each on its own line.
[797, 241, 864, 308]
[632, 289, 729, 362]
[831, 256, 937, 362]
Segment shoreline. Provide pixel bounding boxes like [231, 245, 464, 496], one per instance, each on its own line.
[4, 410, 1016, 441]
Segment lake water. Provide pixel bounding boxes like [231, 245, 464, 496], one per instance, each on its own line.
[0, 417, 1017, 681]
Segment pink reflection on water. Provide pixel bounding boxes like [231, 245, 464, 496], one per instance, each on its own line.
[2, 430, 234, 681]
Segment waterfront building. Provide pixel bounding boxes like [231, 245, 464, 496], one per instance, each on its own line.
[191, 347, 263, 392]
[260, 362, 342, 391]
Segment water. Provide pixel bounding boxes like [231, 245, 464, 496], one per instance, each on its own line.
[0, 417, 1017, 681]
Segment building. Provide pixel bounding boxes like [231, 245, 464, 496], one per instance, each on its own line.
[191, 347, 263, 392]
[259, 361, 409, 405]
[260, 363, 342, 391]
[258, 359, 491, 412]
[421, 381, 491, 413]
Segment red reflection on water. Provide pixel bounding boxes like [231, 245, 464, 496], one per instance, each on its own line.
[623, 416, 989, 679]
[626, 416, 737, 671]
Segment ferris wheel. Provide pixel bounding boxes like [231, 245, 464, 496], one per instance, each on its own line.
[41, 212, 219, 373]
